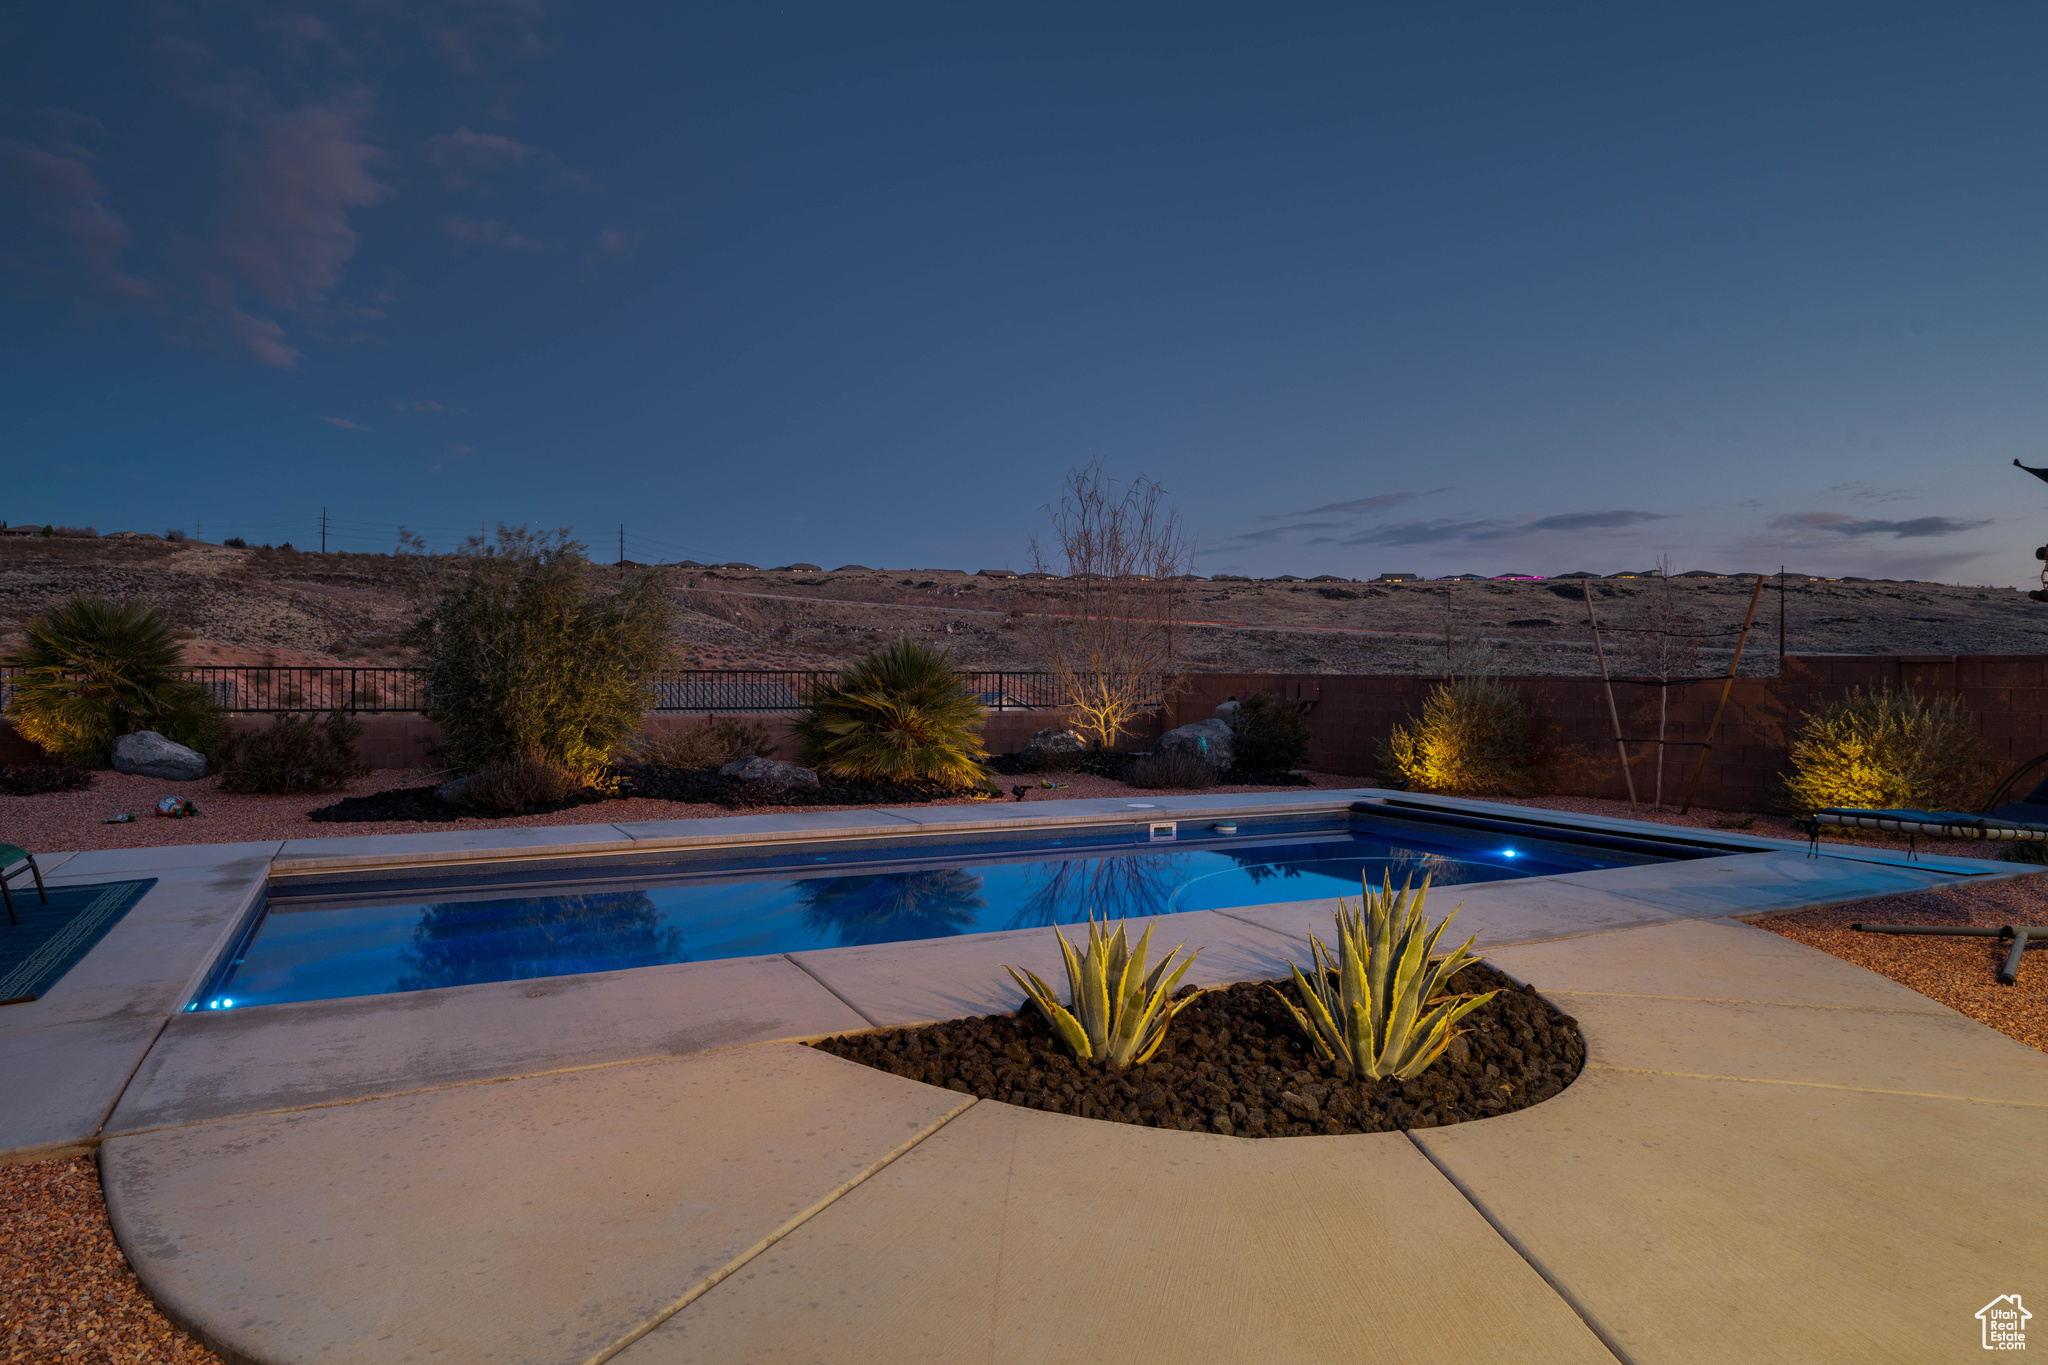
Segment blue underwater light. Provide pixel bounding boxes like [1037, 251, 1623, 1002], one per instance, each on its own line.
[1500, 848, 1519, 859]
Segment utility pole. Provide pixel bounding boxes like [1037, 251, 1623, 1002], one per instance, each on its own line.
[619, 523, 625, 568]
[321, 507, 328, 554]
[1778, 565, 1786, 663]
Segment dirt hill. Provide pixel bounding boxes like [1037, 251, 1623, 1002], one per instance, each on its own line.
[4, 537, 2045, 676]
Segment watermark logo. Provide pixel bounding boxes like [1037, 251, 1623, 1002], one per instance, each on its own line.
[1978, 1295, 2030, 1351]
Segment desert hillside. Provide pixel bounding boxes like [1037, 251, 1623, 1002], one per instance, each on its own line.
[3, 537, 2045, 676]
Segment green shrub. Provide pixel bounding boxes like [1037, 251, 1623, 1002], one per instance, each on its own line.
[2002, 842, 2048, 866]
[1129, 748, 1217, 789]
[1781, 686, 1990, 815]
[1272, 876, 1496, 1081]
[794, 639, 992, 789]
[215, 712, 368, 794]
[0, 764, 94, 795]
[402, 526, 674, 783]
[451, 751, 585, 811]
[1, 595, 224, 766]
[1005, 916, 1203, 1070]
[1377, 678, 1541, 796]
[223, 536, 247, 549]
[1229, 692, 1311, 773]
[636, 717, 776, 769]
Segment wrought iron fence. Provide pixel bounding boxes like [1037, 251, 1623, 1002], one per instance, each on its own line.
[0, 666, 1132, 713]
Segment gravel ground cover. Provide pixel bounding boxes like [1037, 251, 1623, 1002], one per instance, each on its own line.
[0, 1156, 220, 1364]
[1750, 881, 2048, 1054]
[814, 963, 1583, 1136]
[0, 768, 1368, 856]
[1489, 795, 2047, 1051]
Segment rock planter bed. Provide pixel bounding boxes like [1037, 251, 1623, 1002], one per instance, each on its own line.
[812, 963, 1583, 1136]
[985, 750, 1313, 788]
[307, 765, 969, 823]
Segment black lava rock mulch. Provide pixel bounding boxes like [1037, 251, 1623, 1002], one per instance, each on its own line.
[811, 963, 1582, 1136]
[307, 765, 970, 822]
[986, 750, 1314, 788]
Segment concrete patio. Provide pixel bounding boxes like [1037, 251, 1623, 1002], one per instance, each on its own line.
[6, 790, 2045, 1362]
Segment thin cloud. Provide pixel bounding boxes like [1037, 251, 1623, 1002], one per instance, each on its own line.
[444, 216, 545, 249]
[1768, 512, 1990, 538]
[1341, 518, 1514, 547]
[318, 414, 368, 431]
[589, 226, 636, 260]
[0, 136, 154, 302]
[419, 127, 589, 191]
[214, 90, 390, 314]
[1259, 488, 1451, 521]
[224, 308, 300, 368]
[1524, 509, 1673, 532]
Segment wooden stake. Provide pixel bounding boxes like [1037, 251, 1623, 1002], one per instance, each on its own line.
[1584, 580, 1637, 807]
[1679, 573, 1767, 815]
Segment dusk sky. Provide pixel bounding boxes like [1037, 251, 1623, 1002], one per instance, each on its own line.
[3, 4, 2045, 582]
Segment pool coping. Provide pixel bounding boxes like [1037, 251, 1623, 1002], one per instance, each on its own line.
[34, 792, 2042, 1364]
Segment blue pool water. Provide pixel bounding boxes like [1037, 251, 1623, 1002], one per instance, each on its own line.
[196, 817, 1648, 1011]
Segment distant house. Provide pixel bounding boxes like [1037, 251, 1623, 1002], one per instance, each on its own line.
[1309, 574, 1350, 583]
[1437, 572, 1487, 581]
[1492, 572, 1543, 581]
[976, 568, 1019, 578]
[1552, 571, 1599, 579]
[1675, 570, 1726, 578]
[1273, 574, 1304, 582]
[0, 523, 42, 536]
[1374, 573, 1421, 582]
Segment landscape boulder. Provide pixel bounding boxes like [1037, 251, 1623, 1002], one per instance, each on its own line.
[1021, 728, 1088, 767]
[1156, 718, 1235, 769]
[111, 731, 208, 781]
[719, 756, 821, 793]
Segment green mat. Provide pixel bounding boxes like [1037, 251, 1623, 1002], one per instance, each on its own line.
[0, 878, 157, 1005]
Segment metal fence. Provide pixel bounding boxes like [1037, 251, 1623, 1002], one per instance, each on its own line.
[0, 666, 1127, 714]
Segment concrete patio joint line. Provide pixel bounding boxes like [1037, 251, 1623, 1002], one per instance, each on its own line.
[782, 953, 884, 1028]
[1585, 1064, 2048, 1107]
[1548, 989, 1954, 1016]
[582, 1094, 980, 1365]
[1402, 1130, 1636, 1365]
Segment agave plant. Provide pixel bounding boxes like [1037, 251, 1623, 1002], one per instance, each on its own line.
[1272, 876, 1497, 1081]
[794, 639, 993, 789]
[1006, 916, 1202, 1070]
[2, 595, 223, 766]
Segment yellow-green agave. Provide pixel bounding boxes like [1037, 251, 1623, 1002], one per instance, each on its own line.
[1272, 875, 1496, 1080]
[1005, 915, 1202, 1070]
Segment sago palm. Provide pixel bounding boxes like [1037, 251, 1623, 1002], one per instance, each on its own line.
[794, 639, 992, 788]
[2, 595, 222, 765]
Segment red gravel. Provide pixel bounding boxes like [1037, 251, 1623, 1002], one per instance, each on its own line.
[0, 1157, 220, 1364]
[0, 769, 1369, 856]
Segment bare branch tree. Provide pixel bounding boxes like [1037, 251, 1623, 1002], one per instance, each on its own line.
[1612, 559, 1702, 808]
[1029, 462, 1192, 748]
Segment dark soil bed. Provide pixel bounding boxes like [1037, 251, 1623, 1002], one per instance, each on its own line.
[307, 765, 967, 822]
[986, 750, 1313, 788]
[812, 963, 1582, 1136]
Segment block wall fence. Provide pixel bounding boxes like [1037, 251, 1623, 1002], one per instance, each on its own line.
[4, 655, 2042, 812]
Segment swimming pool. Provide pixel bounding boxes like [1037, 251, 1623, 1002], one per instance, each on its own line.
[192, 809, 1720, 1011]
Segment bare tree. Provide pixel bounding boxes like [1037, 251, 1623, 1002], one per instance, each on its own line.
[1612, 560, 1703, 808]
[1029, 463, 1192, 748]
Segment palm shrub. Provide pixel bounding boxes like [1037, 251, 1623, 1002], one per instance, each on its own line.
[402, 526, 674, 784]
[2, 595, 224, 766]
[1781, 686, 1990, 815]
[1272, 876, 1497, 1081]
[1378, 678, 1541, 796]
[1006, 916, 1203, 1069]
[215, 712, 368, 794]
[794, 639, 992, 788]
[1229, 692, 1312, 773]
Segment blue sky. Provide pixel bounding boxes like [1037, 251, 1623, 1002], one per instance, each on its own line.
[3, 3, 2045, 582]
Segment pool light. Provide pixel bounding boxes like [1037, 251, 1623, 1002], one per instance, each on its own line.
[1500, 848, 1519, 859]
